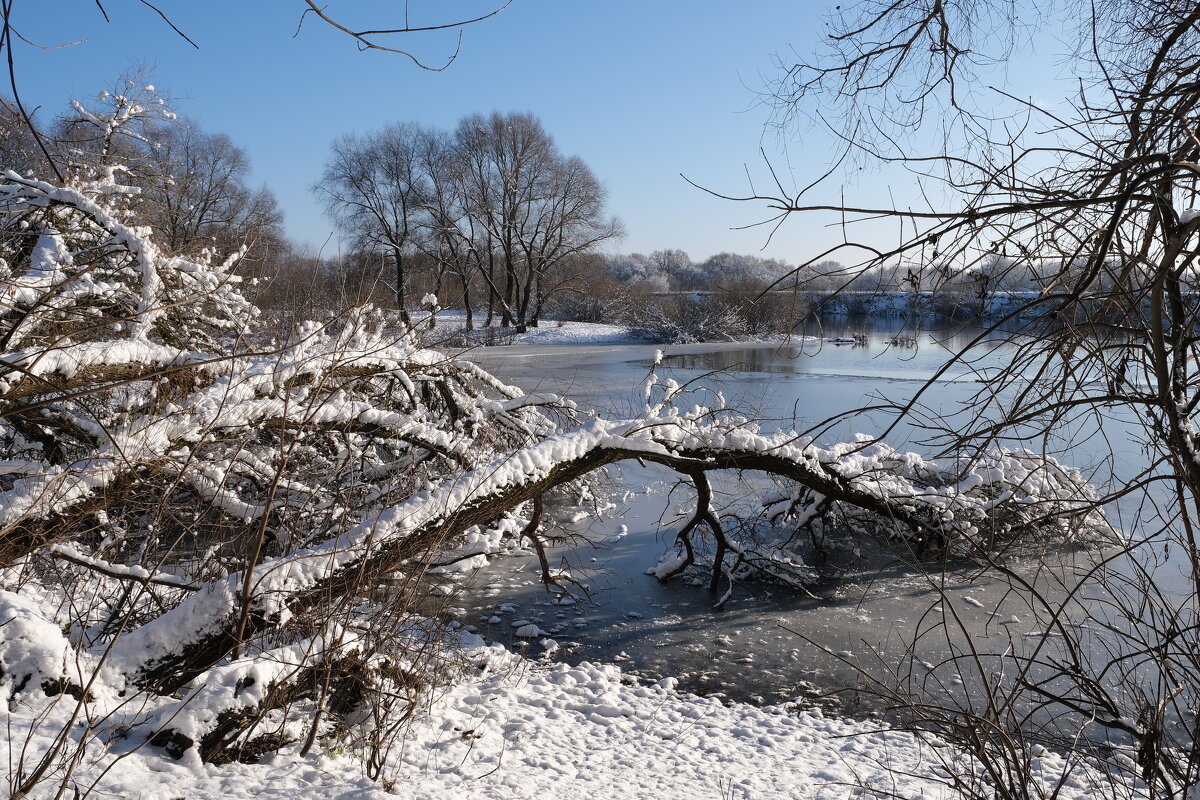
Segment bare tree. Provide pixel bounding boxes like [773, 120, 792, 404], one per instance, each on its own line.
[730, 0, 1200, 795]
[414, 127, 484, 330]
[517, 153, 624, 326]
[0, 101, 52, 178]
[454, 111, 621, 331]
[453, 111, 546, 330]
[317, 113, 619, 331]
[140, 123, 284, 264]
[316, 123, 429, 327]
[52, 76, 287, 302]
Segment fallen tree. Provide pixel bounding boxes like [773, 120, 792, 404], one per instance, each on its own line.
[0, 92, 1110, 780]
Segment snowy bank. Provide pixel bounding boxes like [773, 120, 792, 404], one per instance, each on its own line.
[417, 311, 654, 347]
[1, 640, 1115, 800]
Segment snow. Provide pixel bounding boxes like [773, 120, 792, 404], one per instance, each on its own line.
[648, 549, 690, 579]
[0, 153, 1128, 799]
[0, 638, 1114, 800]
[0, 590, 81, 699]
[418, 311, 652, 346]
[48, 544, 197, 589]
[141, 628, 355, 751]
[494, 319, 645, 345]
[513, 624, 545, 638]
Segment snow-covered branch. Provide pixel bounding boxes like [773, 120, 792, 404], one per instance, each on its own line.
[117, 408, 1105, 694]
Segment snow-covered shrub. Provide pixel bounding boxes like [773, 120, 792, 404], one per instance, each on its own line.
[634, 294, 749, 343]
[0, 92, 1111, 786]
[0, 95, 571, 776]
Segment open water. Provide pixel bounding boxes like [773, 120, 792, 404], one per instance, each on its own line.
[451, 320, 1165, 715]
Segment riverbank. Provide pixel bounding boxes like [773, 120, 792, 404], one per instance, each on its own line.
[418, 310, 830, 348]
[5, 635, 1110, 800]
[0, 320, 1131, 799]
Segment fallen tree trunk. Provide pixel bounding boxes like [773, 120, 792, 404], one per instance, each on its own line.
[116, 414, 1103, 694]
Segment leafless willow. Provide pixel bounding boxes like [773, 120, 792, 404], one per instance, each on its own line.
[316, 112, 621, 332]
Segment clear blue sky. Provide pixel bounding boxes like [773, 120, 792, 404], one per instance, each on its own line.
[10, 1, 1060, 265]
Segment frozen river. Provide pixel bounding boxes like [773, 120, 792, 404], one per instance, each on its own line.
[449, 322, 1150, 712]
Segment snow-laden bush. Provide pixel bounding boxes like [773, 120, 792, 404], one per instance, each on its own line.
[0, 96, 570, 777]
[0, 92, 1112, 788]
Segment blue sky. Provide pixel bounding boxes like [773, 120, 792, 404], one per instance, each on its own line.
[11, 1, 1060, 265]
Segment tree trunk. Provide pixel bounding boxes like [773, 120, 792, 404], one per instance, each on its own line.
[428, 272, 444, 329]
[460, 270, 474, 331]
[393, 248, 412, 329]
[484, 252, 496, 328]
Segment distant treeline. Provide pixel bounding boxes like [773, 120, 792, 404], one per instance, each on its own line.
[252, 242, 1108, 342]
[541, 250, 1061, 342]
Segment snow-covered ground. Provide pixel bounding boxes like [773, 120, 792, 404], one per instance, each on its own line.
[418, 311, 815, 347]
[351, 643, 1101, 800]
[1, 638, 1110, 800]
[418, 311, 654, 347]
[0, 314, 1127, 799]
